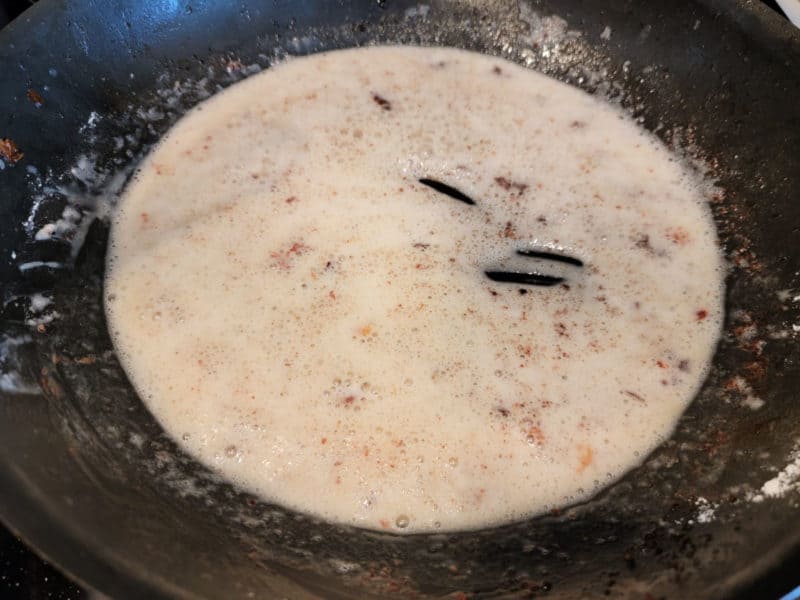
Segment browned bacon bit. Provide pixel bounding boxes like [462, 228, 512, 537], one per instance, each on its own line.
[270, 241, 309, 270]
[666, 227, 690, 245]
[494, 176, 528, 194]
[27, 89, 44, 107]
[576, 445, 594, 472]
[634, 234, 653, 252]
[696, 309, 708, 321]
[527, 426, 545, 445]
[623, 390, 646, 403]
[372, 93, 392, 110]
[0, 138, 23, 163]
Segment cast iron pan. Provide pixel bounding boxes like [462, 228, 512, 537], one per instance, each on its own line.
[1, 0, 800, 598]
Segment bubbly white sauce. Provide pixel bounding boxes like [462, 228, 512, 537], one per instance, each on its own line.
[106, 47, 724, 533]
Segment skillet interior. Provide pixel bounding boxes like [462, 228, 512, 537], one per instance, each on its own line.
[1, 0, 800, 598]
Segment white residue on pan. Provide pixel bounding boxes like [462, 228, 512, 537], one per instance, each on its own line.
[748, 444, 800, 503]
[25, 311, 59, 328]
[724, 376, 765, 411]
[34, 205, 82, 241]
[0, 334, 38, 394]
[404, 4, 430, 19]
[25, 294, 58, 329]
[29, 293, 52, 313]
[600, 26, 612, 40]
[693, 496, 718, 524]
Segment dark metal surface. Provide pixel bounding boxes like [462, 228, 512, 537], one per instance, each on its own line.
[1, 1, 800, 599]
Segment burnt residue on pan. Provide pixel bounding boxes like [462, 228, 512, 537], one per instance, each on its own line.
[0, 1, 799, 599]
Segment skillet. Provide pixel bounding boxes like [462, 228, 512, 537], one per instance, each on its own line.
[1, 1, 800, 598]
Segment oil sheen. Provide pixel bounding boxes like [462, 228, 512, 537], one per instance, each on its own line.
[105, 46, 724, 533]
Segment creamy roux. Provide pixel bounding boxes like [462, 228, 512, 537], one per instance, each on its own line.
[106, 47, 724, 533]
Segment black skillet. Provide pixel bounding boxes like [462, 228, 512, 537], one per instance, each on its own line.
[1, 0, 800, 598]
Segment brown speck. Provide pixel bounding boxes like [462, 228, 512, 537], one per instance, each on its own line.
[321, 437, 327, 444]
[372, 93, 392, 110]
[270, 241, 309, 270]
[285, 196, 298, 204]
[656, 360, 668, 369]
[666, 227, 690, 246]
[570, 120, 586, 128]
[519, 289, 528, 295]
[0, 138, 23, 163]
[494, 406, 510, 417]
[537, 215, 547, 224]
[329, 290, 336, 300]
[576, 445, 594, 472]
[696, 309, 708, 321]
[555, 322, 568, 337]
[527, 425, 545, 445]
[678, 359, 690, 372]
[489, 289, 499, 297]
[494, 176, 528, 194]
[379, 519, 390, 529]
[623, 390, 646, 403]
[413, 243, 430, 250]
[344, 395, 355, 406]
[502, 221, 517, 239]
[492, 65, 503, 75]
[359, 324, 372, 336]
[634, 234, 653, 252]
[744, 361, 766, 381]
[27, 89, 44, 106]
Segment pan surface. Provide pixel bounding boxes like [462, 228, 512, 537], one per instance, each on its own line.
[1, 1, 800, 598]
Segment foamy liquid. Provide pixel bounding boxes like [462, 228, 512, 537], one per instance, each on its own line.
[105, 46, 724, 533]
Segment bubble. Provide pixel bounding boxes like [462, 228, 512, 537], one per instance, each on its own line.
[225, 445, 238, 458]
[395, 515, 410, 528]
[448, 457, 459, 467]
